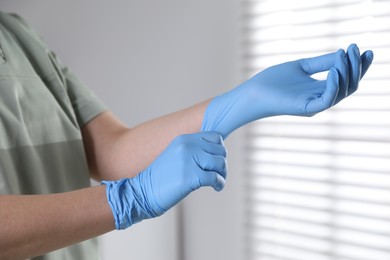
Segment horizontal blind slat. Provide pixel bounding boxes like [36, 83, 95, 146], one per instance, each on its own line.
[248, 212, 390, 235]
[248, 199, 390, 221]
[243, 0, 363, 15]
[245, 3, 390, 27]
[249, 227, 390, 252]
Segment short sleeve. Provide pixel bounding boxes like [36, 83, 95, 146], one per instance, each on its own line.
[2, 11, 109, 127]
[45, 49, 108, 127]
[61, 65, 109, 127]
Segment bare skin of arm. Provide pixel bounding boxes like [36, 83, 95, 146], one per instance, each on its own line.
[0, 100, 210, 259]
[0, 186, 114, 260]
[82, 100, 211, 181]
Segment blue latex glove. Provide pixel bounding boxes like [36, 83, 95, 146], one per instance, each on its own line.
[202, 44, 374, 139]
[102, 132, 227, 230]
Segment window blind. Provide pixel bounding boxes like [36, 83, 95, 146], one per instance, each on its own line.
[242, 1, 390, 260]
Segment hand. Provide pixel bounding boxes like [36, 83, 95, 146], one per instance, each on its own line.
[103, 132, 227, 229]
[202, 44, 374, 139]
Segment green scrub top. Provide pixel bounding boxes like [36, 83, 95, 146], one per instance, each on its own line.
[0, 11, 108, 260]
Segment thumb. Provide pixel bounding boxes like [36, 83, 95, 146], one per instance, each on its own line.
[299, 51, 338, 75]
[305, 67, 339, 113]
[198, 171, 226, 192]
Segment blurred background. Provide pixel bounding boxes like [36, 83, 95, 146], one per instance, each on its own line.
[0, 1, 244, 260]
[1, 1, 389, 260]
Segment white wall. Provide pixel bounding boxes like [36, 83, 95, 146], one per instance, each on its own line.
[0, 1, 244, 259]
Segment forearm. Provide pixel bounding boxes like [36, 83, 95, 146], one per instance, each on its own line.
[83, 100, 211, 180]
[0, 186, 114, 260]
[113, 100, 210, 176]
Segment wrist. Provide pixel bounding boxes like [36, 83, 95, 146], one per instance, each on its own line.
[201, 87, 252, 139]
[102, 175, 165, 230]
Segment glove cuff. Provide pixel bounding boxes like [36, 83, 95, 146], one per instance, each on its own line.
[102, 178, 165, 230]
[201, 94, 232, 139]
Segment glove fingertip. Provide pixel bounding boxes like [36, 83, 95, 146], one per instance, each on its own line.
[367, 50, 374, 61]
[361, 50, 374, 79]
[337, 48, 347, 57]
[346, 44, 362, 96]
[347, 43, 359, 55]
[213, 174, 226, 192]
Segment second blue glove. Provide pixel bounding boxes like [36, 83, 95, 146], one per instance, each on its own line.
[202, 44, 374, 139]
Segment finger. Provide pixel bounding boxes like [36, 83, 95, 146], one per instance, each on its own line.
[199, 171, 226, 192]
[346, 44, 362, 95]
[361, 50, 374, 79]
[203, 143, 227, 158]
[305, 68, 339, 113]
[195, 153, 227, 178]
[334, 49, 349, 104]
[299, 51, 338, 75]
[200, 132, 227, 157]
[200, 131, 223, 144]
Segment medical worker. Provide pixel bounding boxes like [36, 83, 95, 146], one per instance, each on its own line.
[0, 11, 373, 260]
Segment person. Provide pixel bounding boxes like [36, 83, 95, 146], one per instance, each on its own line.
[0, 10, 373, 260]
